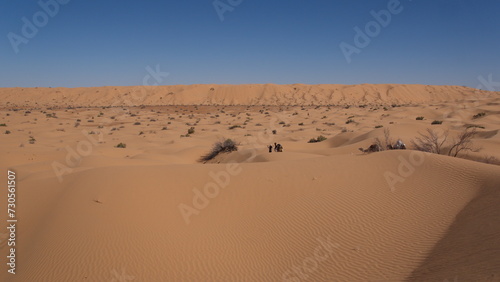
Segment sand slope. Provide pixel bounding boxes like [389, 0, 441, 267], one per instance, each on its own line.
[0, 84, 495, 108]
[0, 151, 498, 281]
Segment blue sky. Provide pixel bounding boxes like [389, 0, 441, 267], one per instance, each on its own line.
[1, 0, 499, 88]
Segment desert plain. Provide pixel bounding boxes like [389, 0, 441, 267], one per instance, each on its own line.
[0, 84, 499, 281]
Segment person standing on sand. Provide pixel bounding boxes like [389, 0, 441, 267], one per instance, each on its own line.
[274, 142, 278, 152]
[268, 145, 273, 153]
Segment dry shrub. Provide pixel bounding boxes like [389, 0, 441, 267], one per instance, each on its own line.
[411, 127, 478, 157]
[411, 128, 448, 154]
[200, 138, 238, 162]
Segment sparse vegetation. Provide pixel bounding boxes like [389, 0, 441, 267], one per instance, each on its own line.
[346, 119, 355, 124]
[467, 125, 485, 129]
[0, 123, 6, 127]
[187, 127, 195, 135]
[411, 128, 447, 154]
[416, 116, 424, 120]
[375, 125, 383, 128]
[481, 156, 500, 165]
[115, 143, 127, 148]
[5, 130, 11, 134]
[472, 112, 486, 119]
[431, 120, 442, 125]
[199, 139, 239, 162]
[308, 135, 327, 143]
[374, 129, 393, 151]
[411, 127, 478, 157]
[448, 127, 478, 157]
[229, 125, 242, 130]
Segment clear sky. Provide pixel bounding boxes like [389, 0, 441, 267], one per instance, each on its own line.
[1, 0, 499, 88]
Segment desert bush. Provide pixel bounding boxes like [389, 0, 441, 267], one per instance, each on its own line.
[448, 127, 478, 157]
[411, 128, 478, 157]
[5, 130, 11, 134]
[416, 116, 424, 120]
[115, 143, 126, 148]
[467, 125, 485, 129]
[28, 136, 36, 144]
[411, 128, 448, 154]
[199, 139, 238, 162]
[229, 125, 242, 130]
[0, 123, 7, 127]
[308, 135, 327, 143]
[272, 130, 277, 135]
[472, 112, 486, 119]
[187, 127, 195, 134]
[375, 125, 383, 128]
[134, 122, 141, 125]
[374, 128, 393, 151]
[346, 119, 355, 124]
[431, 120, 442, 125]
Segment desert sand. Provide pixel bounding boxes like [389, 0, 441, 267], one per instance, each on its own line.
[0, 84, 499, 281]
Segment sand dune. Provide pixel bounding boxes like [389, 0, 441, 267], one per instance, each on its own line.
[0, 84, 495, 108]
[0, 85, 499, 281]
[2, 152, 499, 281]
